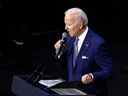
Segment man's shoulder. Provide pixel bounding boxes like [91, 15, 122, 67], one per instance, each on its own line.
[88, 28, 105, 44]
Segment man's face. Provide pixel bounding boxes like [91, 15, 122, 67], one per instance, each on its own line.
[64, 14, 82, 37]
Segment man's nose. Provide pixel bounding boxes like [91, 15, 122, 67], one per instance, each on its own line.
[65, 25, 67, 30]
[65, 25, 68, 30]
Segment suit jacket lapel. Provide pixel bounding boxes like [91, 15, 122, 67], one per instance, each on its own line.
[74, 28, 92, 69]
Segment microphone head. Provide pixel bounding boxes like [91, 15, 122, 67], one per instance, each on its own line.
[62, 32, 68, 41]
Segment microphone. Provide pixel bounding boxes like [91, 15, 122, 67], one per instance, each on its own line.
[62, 32, 68, 41]
[55, 32, 68, 59]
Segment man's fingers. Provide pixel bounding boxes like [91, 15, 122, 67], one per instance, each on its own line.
[81, 74, 93, 84]
[54, 40, 62, 49]
[81, 74, 88, 84]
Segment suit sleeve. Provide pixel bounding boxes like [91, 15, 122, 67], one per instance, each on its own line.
[93, 42, 112, 81]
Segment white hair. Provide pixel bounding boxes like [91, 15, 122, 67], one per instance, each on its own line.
[64, 7, 88, 25]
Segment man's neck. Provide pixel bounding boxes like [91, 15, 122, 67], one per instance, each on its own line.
[77, 26, 87, 37]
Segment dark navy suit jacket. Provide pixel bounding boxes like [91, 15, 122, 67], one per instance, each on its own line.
[64, 28, 112, 95]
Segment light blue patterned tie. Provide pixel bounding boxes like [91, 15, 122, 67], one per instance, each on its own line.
[73, 38, 79, 67]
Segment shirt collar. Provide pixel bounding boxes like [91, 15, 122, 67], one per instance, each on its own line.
[78, 26, 88, 40]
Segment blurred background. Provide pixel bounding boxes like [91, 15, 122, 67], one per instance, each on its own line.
[0, 0, 128, 96]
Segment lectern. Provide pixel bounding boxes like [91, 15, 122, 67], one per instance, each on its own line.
[11, 75, 95, 96]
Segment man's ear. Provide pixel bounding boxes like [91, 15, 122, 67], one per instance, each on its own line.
[80, 23, 84, 30]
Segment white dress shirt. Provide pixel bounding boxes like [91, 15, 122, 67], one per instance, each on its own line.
[77, 26, 88, 53]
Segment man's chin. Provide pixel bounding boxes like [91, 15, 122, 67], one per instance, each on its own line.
[69, 34, 75, 37]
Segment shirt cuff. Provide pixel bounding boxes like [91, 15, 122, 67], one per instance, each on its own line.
[89, 73, 94, 79]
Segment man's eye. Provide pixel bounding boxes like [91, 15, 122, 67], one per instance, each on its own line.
[68, 24, 72, 27]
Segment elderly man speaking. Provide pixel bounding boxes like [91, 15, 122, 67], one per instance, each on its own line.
[54, 7, 112, 96]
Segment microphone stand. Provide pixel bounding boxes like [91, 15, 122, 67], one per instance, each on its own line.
[27, 63, 46, 84]
[32, 65, 47, 84]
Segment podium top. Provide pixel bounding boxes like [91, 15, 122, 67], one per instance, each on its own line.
[12, 75, 96, 96]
